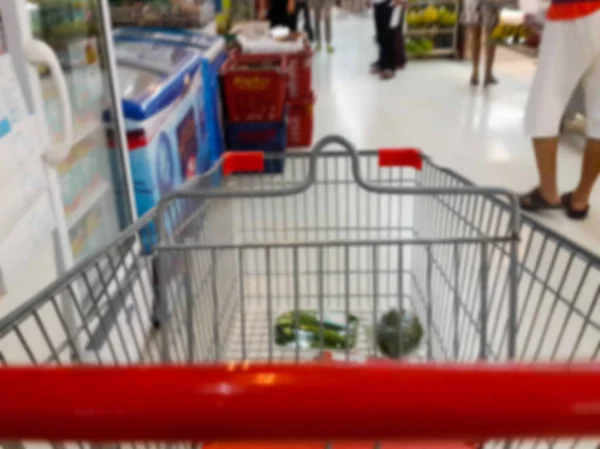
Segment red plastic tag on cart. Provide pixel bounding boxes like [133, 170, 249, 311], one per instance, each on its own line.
[223, 151, 265, 175]
[378, 148, 423, 170]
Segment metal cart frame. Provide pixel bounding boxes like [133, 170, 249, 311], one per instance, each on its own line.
[0, 135, 599, 447]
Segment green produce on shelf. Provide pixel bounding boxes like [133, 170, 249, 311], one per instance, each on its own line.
[275, 310, 359, 350]
[376, 308, 424, 359]
[436, 7, 456, 27]
[405, 37, 434, 55]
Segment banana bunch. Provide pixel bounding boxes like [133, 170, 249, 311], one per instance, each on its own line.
[436, 6, 457, 27]
[491, 23, 528, 43]
[407, 5, 457, 29]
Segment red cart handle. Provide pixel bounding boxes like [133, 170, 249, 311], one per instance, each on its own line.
[0, 364, 599, 442]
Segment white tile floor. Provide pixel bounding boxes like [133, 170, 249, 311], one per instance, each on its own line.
[310, 11, 600, 255]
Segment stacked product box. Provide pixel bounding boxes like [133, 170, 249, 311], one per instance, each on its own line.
[106, 40, 207, 253]
[113, 28, 227, 185]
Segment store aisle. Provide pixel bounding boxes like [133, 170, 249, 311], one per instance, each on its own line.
[310, 11, 599, 253]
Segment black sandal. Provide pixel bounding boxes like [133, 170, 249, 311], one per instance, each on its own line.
[519, 188, 562, 212]
[561, 192, 589, 220]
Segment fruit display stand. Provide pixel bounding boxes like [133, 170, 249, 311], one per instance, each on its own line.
[489, 7, 541, 57]
[405, 0, 459, 58]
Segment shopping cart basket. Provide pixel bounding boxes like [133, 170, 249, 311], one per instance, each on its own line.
[0, 135, 599, 448]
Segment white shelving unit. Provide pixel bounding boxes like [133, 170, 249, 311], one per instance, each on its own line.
[66, 179, 110, 229]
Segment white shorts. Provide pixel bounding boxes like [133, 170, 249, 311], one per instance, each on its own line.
[524, 10, 600, 138]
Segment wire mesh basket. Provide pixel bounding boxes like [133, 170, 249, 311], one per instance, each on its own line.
[1, 136, 600, 449]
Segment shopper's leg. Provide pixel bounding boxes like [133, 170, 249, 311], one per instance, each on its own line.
[469, 25, 482, 85]
[483, 9, 498, 85]
[522, 19, 590, 211]
[379, 3, 395, 76]
[530, 138, 561, 205]
[324, 5, 333, 50]
[313, 2, 322, 47]
[396, 9, 406, 68]
[571, 27, 600, 211]
[302, 2, 314, 40]
[483, 38, 497, 84]
[373, 2, 385, 70]
[569, 139, 600, 210]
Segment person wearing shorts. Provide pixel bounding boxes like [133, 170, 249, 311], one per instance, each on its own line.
[462, 0, 500, 86]
[520, 2, 600, 220]
[295, 0, 314, 41]
[310, 0, 335, 52]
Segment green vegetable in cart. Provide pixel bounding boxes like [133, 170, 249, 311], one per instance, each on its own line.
[275, 310, 359, 349]
[376, 308, 424, 358]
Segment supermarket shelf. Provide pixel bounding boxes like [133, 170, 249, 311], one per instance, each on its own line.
[408, 48, 456, 58]
[429, 48, 455, 55]
[499, 42, 538, 58]
[406, 28, 455, 36]
[408, 0, 457, 4]
[72, 119, 102, 147]
[67, 180, 110, 229]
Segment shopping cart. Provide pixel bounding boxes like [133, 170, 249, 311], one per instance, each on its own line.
[0, 135, 599, 448]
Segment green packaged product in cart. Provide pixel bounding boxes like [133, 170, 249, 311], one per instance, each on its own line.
[275, 311, 359, 349]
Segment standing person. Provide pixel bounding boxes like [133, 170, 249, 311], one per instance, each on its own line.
[394, 7, 407, 69]
[520, 3, 600, 220]
[259, 0, 297, 30]
[296, 0, 315, 40]
[371, 0, 403, 79]
[311, 0, 335, 52]
[462, 0, 499, 86]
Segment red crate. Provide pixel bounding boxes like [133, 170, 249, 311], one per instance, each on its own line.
[285, 45, 313, 99]
[233, 38, 312, 100]
[221, 52, 288, 122]
[287, 92, 315, 148]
